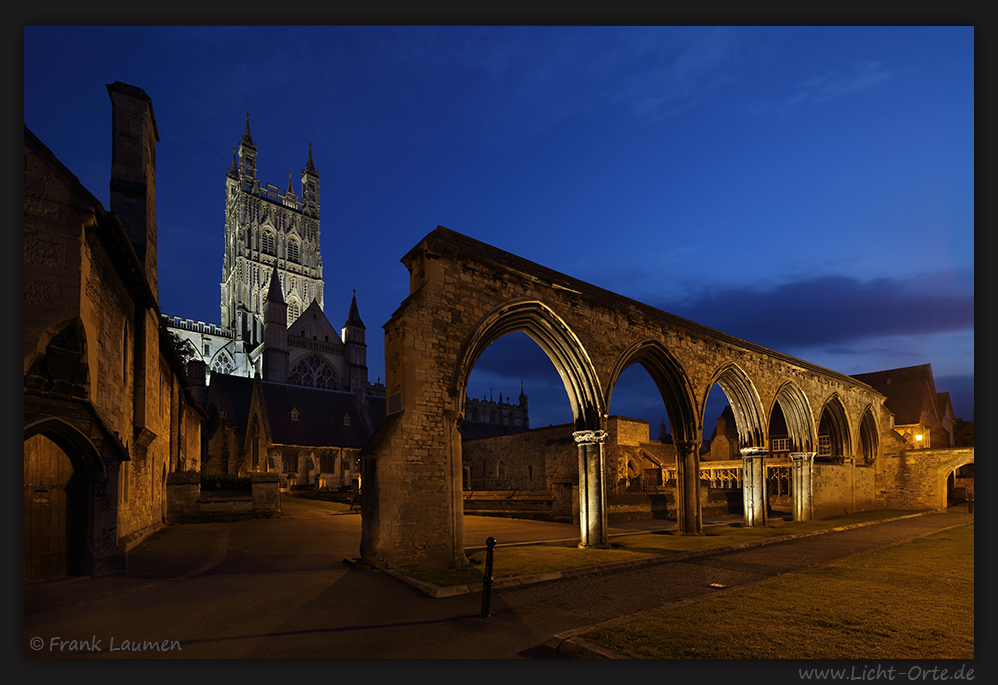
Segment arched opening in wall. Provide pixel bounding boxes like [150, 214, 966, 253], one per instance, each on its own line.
[765, 400, 796, 520]
[605, 340, 699, 526]
[770, 382, 815, 454]
[858, 408, 878, 466]
[947, 461, 974, 507]
[607, 363, 678, 496]
[24, 433, 88, 582]
[766, 382, 817, 521]
[462, 331, 572, 498]
[817, 396, 852, 463]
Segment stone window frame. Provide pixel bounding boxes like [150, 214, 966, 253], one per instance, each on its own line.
[261, 229, 276, 256]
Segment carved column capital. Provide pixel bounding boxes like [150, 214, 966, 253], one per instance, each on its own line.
[573, 429, 607, 445]
[674, 439, 701, 454]
[790, 451, 816, 462]
[740, 446, 769, 459]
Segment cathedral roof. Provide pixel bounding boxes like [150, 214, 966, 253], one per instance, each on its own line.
[344, 290, 365, 329]
[257, 382, 385, 448]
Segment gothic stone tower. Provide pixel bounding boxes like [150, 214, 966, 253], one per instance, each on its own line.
[220, 114, 324, 347]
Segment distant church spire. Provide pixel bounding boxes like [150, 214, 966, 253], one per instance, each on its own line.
[344, 289, 365, 329]
[242, 111, 255, 147]
[305, 140, 318, 176]
[227, 147, 239, 179]
[266, 266, 284, 304]
[287, 169, 294, 194]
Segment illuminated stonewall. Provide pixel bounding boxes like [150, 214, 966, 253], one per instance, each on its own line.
[358, 226, 948, 573]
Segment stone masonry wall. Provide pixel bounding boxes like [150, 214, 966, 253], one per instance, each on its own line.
[362, 228, 898, 572]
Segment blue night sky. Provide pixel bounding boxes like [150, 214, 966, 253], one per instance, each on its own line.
[23, 26, 974, 433]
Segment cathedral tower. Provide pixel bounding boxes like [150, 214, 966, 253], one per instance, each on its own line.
[220, 114, 324, 348]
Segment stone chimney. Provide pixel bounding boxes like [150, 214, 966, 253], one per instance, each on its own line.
[107, 81, 160, 301]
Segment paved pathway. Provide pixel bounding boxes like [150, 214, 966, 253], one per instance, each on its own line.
[23, 503, 973, 659]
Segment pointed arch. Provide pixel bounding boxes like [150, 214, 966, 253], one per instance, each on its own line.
[210, 349, 236, 376]
[24, 318, 92, 390]
[818, 393, 852, 460]
[606, 338, 699, 443]
[24, 416, 105, 481]
[857, 405, 879, 465]
[703, 362, 766, 448]
[289, 354, 338, 389]
[772, 381, 815, 453]
[449, 299, 603, 431]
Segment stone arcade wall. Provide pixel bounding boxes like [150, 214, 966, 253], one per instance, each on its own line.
[360, 227, 898, 572]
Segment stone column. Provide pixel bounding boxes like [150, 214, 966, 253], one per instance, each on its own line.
[675, 440, 703, 535]
[574, 429, 609, 549]
[740, 447, 768, 527]
[790, 452, 815, 521]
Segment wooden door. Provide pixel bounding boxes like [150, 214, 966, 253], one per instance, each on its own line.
[24, 435, 84, 582]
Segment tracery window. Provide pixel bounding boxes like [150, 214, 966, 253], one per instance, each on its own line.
[262, 231, 276, 255]
[288, 239, 300, 263]
[288, 299, 301, 324]
[211, 352, 235, 376]
[289, 355, 336, 389]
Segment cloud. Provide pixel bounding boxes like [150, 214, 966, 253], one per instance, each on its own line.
[749, 60, 893, 115]
[647, 270, 973, 353]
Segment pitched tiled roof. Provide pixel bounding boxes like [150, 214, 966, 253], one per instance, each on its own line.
[206, 373, 256, 429]
[851, 364, 942, 427]
[259, 382, 385, 448]
[852, 364, 936, 397]
[865, 379, 932, 426]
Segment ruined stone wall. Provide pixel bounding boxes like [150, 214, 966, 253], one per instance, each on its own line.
[876, 447, 974, 511]
[853, 465, 877, 512]
[463, 423, 578, 491]
[361, 228, 897, 572]
[811, 463, 853, 519]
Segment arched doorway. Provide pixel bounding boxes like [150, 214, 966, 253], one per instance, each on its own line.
[23, 430, 89, 582]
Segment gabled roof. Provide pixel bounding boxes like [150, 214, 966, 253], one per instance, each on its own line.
[851, 364, 941, 427]
[206, 373, 256, 430]
[256, 382, 385, 448]
[936, 392, 954, 420]
[289, 298, 341, 344]
[852, 364, 937, 398]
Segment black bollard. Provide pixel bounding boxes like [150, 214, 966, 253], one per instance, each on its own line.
[481, 536, 496, 618]
[968, 497, 974, 514]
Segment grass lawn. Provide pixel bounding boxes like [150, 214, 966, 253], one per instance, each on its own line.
[281, 493, 354, 513]
[579, 522, 974, 659]
[406, 509, 920, 587]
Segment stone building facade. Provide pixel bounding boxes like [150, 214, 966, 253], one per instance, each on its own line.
[163, 115, 385, 483]
[165, 115, 371, 392]
[23, 82, 204, 582]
